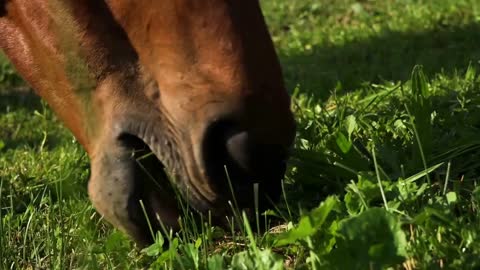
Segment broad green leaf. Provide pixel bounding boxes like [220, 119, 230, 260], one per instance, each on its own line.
[141, 232, 165, 257]
[446, 191, 457, 205]
[328, 208, 407, 269]
[195, 237, 202, 249]
[207, 254, 225, 270]
[151, 238, 179, 267]
[344, 115, 357, 137]
[274, 196, 339, 247]
[336, 132, 352, 154]
[142, 242, 163, 257]
[230, 249, 283, 270]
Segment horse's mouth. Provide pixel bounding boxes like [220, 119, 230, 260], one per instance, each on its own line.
[87, 116, 289, 245]
[118, 133, 170, 192]
[104, 132, 183, 244]
[117, 127, 285, 215]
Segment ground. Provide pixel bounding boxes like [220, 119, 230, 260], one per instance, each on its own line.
[1, 0, 480, 269]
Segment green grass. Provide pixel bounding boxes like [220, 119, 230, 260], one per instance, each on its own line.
[1, 0, 480, 268]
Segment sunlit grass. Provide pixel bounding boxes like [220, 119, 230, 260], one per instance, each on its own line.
[1, 0, 480, 269]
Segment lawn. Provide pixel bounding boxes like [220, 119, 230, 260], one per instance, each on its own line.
[1, 0, 480, 269]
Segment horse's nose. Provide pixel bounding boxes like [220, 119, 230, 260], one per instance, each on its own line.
[207, 122, 289, 205]
[202, 113, 293, 209]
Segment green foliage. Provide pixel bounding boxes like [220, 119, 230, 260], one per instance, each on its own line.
[0, 52, 23, 89]
[2, 0, 480, 269]
[328, 208, 407, 269]
[274, 196, 340, 247]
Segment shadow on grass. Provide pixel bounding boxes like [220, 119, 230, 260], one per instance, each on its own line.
[281, 23, 480, 101]
[0, 89, 71, 151]
[0, 89, 42, 112]
[280, 22, 480, 209]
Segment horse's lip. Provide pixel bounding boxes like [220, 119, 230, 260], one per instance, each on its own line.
[113, 117, 288, 221]
[115, 118, 220, 213]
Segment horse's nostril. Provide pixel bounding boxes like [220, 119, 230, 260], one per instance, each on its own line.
[224, 129, 288, 180]
[203, 119, 289, 209]
[225, 131, 252, 173]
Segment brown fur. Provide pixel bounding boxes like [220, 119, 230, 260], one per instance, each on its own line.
[0, 0, 295, 245]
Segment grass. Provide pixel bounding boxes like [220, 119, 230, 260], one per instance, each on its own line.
[1, 0, 480, 268]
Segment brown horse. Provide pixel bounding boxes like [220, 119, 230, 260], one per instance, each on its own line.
[0, 0, 295, 246]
